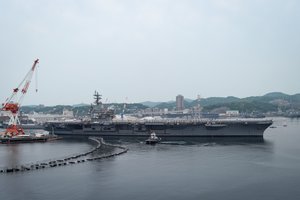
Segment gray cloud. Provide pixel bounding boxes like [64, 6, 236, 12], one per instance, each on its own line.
[0, 0, 299, 105]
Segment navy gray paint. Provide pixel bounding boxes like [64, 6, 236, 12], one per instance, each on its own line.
[44, 119, 272, 137]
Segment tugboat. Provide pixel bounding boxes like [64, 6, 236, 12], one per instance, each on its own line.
[145, 132, 161, 145]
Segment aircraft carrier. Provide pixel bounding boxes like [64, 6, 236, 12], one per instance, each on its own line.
[44, 92, 272, 137]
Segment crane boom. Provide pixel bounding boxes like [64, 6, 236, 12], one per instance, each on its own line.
[1, 59, 39, 136]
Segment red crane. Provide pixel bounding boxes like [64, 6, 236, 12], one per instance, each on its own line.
[1, 59, 39, 137]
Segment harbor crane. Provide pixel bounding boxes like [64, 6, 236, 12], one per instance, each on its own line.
[1, 59, 39, 136]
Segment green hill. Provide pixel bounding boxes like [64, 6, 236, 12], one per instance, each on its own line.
[153, 92, 300, 113]
[20, 92, 300, 115]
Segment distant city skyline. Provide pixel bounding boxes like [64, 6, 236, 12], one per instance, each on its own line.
[11, 91, 300, 106]
[0, 0, 299, 105]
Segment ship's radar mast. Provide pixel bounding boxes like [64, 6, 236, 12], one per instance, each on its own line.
[94, 91, 102, 105]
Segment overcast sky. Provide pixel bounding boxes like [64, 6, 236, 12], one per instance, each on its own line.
[0, 0, 299, 105]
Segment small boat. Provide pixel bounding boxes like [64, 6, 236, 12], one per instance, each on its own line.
[145, 132, 161, 144]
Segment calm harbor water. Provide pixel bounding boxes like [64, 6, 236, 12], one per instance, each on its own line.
[0, 117, 300, 200]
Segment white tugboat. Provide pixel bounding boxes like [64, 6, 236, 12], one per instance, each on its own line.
[145, 132, 161, 144]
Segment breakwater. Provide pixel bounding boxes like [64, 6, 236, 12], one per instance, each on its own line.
[0, 137, 128, 174]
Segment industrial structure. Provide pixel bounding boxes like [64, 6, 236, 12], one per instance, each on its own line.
[1, 59, 39, 136]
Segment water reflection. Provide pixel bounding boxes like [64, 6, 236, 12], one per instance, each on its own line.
[5, 145, 21, 167]
[104, 136, 268, 145]
[2, 119, 300, 200]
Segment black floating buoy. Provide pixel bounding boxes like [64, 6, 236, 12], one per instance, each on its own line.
[6, 169, 13, 173]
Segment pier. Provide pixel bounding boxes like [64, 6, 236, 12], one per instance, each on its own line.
[0, 137, 128, 174]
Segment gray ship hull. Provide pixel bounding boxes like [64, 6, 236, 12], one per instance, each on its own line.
[44, 119, 272, 137]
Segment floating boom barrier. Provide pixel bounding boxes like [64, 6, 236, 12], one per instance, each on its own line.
[0, 137, 128, 174]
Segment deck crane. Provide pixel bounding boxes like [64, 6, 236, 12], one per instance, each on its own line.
[1, 59, 39, 137]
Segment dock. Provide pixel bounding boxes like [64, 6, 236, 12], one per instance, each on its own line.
[0, 135, 61, 144]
